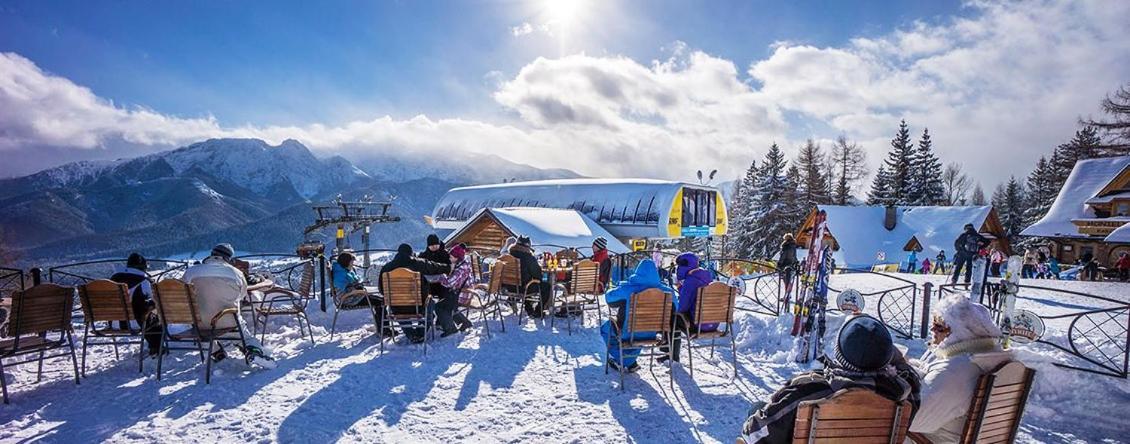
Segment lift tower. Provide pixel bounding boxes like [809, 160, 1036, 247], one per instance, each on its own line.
[304, 195, 400, 267]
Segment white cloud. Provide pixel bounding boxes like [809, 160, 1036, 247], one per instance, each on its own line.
[511, 22, 534, 37]
[1, 0, 1128, 188]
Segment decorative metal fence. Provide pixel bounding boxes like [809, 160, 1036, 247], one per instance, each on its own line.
[938, 282, 1130, 379]
[826, 268, 920, 339]
[0, 267, 24, 296]
[713, 258, 786, 317]
[47, 258, 190, 287]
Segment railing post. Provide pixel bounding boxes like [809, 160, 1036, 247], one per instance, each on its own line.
[319, 254, 327, 312]
[921, 282, 933, 339]
[31, 267, 42, 286]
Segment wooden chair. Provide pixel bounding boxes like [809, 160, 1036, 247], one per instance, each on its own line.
[151, 279, 249, 384]
[380, 268, 433, 355]
[909, 361, 1036, 444]
[555, 248, 580, 262]
[604, 288, 674, 391]
[328, 265, 381, 341]
[249, 262, 317, 345]
[459, 254, 504, 338]
[550, 259, 604, 335]
[78, 280, 145, 377]
[792, 388, 913, 444]
[676, 281, 738, 380]
[495, 255, 543, 324]
[0, 284, 80, 404]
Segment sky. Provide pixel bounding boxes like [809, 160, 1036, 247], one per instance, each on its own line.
[1, 0, 1129, 194]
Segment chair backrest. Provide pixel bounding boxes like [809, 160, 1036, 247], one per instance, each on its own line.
[497, 254, 522, 287]
[152, 279, 201, 326]
[470, 254, 484, 282]
[556, 248, 580, 261]
[381, 268, 422, 308]
[9, 284, 75, 337]
[569, 259, 601, 294]
[959, 361, 1036, 444]
[694, 281, 737, 326]
[626, 288, 673, 335]
[79, 279, 134, 323]
[296, 262, 315, 298]
[792, 388, 913, 444]
[487, 262, 504, 294]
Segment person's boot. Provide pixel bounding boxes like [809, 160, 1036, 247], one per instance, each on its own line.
[243, 345, 277, 369]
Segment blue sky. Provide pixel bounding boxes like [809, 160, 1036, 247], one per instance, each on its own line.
[1, 0, 1127, 192]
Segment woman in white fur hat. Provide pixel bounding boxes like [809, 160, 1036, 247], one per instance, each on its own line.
[908, 296, 1015, 443]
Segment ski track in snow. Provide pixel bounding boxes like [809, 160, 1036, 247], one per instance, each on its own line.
[0, 274, 1127, 443]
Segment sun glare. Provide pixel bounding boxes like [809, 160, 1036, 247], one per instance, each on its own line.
[543, 0, 585, 27]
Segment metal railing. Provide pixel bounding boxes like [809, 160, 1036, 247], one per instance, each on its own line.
[938, 282, 1130, 379]
[826, 268, 920, 339]
[47, 258, 190, 287]
[714, 258, 786, 317]
[0, 267, 24, 296]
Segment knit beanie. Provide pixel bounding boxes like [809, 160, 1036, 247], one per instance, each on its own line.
[593, 237, 608, 251]
[211, 243, 235, 260]
[834, 315, 895, 372]
[427, 234, 441, 247]
[450, 244, 467, 261]
[126, 253, 148, 271]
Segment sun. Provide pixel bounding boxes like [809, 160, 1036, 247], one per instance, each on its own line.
[543, 0, 585, 27]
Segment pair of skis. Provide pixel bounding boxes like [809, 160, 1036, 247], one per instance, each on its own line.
[791, 210, 830, 364]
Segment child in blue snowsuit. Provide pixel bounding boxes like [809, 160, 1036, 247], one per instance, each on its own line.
[600, 259, 675, 372]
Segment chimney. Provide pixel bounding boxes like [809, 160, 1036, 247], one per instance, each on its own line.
[884, 205, 897, 231]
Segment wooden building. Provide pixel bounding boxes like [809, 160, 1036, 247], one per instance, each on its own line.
[444, 207, 629, 257]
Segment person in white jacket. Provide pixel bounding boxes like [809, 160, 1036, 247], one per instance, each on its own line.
[908, 296, 1013, 443]
[181, 243, 275, 368]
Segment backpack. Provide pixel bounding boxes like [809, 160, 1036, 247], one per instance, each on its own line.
[962, 233, 980, 255]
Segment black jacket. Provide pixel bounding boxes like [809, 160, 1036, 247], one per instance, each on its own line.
[953, 228, 987, 257]
[378, 245, 451, 301]
[778, 239, 799, 266]
[741, 363, 921, 444]
[508, 244, 543, 287]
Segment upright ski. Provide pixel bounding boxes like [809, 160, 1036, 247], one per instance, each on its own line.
[797, 245, 832, 363]
[790, 210, 827, 337]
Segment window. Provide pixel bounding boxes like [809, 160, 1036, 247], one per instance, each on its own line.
[1117, 201, 1129, 217]
[680, 188, 717, 227]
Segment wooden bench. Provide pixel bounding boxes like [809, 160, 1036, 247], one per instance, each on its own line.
[0, 284, 79, 404]
[909, 361, 1036, 444]
[151, 278, 249, 384]
[460, 254, 504, 338]
[250, 262, 317, 345]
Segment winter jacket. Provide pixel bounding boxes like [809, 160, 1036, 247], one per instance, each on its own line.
[378, 244, 451, 302]
[954, 228, 987, 257]
[1117, 255, 1130, 270]
[604, 259, 675, 340]
[936, 251, 947, 263]
[990, 250, 1005, 264]
[909, 339, 1014, 444]
[332, 262, 361, 293]
[109, 267, 153, 303]
[508, 244, 543, 288]
[741, 364, 921, 444]
[441, 258, 474, 290]
[1023, 251, 1037, 266]
[674, 254, 719, 331]
[591, 248, 612, 288]
[181, 256, 247, 330]
[778, 239, 799, 267]
[907, 251, 919, 269]
[1049, 258, 1061, 275]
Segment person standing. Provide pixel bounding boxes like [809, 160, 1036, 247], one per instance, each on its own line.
[906, 249, 919, 274]
[181, 244, 276, 368]
[951, 224, 987, 284]
[1116, 252, 1130, 282]
[109, 253, 162, 356]
[1080, 251, 1099, 281]
[935, 250, 948, 275]
[778, 233, 799, 298]
[989, 248, 1006, 277]
[1022, 249, 1038, 279]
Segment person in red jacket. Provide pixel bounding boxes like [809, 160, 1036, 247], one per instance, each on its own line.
[590, 237, 613, 290]
[1117, 252, 1130, 282]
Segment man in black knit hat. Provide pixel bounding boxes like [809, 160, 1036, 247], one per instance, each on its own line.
[738, 315, 921, 443]
[109, 253, 163, 355]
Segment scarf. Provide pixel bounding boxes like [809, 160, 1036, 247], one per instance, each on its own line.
[935, 337, 1001, 359]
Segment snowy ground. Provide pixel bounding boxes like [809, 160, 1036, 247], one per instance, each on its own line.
[1, 274, 1128, 443]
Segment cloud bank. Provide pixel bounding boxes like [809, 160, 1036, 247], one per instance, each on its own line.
[1, 0, 1128, 188]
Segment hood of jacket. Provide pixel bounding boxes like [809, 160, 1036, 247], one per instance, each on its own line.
[626, 259, 662, 287]
[675, 253, 699, 281]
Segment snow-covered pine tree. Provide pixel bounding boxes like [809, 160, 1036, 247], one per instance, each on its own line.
[830, 135, 867, 205]
[796, 139, 831, 209]
[1052, 126, 1102, 186]
[749, 143, 792, 259]
[910, 128, 945, 205]
[884, 119, 915, 204]
[731, 160, 760, 259]
[1019, 157, 1056, 247]
[867, 165, 893, 205]
[970, 183, 986, 205]
[992, 177, 1028, 245]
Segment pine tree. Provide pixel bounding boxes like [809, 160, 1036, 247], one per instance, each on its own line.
[830, 135, 867, 205]
[796, 139, 831, 209]
[992, 177, 1028, 245]
[1052, 126, 1103, 185]
[884, 119, 915, 204]
[1019, 157, 1057, 247]
[909, 128, 945, 205]
[1083, 83, 1130, 153]
[748, 143, 793, 259]
[867, 165, 893, 205]
[970, 183, 986, 205]
[731, 160, 760, 259]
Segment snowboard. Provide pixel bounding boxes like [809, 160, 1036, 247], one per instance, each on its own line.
[969, 255, 988, 300]
[1000, 255, 1023, 349]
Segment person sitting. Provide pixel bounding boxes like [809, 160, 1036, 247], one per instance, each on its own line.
[507, 236, 552, 318]
[908, 296, 1013, 444]
[500, 236, 518, 257]
[181, 243, 276, 368]
[377, 243, 451, 343]
[659, 252, 715, 364]
[436, 244, 474, 337]
[332, 252, 393, 337]
[739, 314, 921, 443]
[109, 253, 163, 356]
[590, 236, 613, 290]
[419, 234, 451, 298]
[600, 259, 675, 373]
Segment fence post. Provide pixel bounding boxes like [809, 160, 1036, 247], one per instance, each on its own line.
[921, 282, 933, 339]
[30, 267, 42, 286]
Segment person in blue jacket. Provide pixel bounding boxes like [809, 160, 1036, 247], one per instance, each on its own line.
[658, 252, 717, 363]
[600, 259, 675, 373]
[906, 249, 919, 273]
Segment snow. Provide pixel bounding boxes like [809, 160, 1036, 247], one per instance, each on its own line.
[817, 205, 992, 269]
[445, 207, 631, 254]
[1106, 223, 1130, 243]
[1, 274, 1127, 443]
[1023, 156, 1130, 239]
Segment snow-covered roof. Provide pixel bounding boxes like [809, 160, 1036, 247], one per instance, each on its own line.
[815, 205, 995, 269]
[444, 207, 631, 254]
[1085, 190, 1130, 205]
[1105, 223, 1130, 243]
[1022, 156, 1130, 239]
[432, 178, 724, 239]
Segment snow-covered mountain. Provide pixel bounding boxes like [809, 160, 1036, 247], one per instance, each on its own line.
[0, 138, 579, 264]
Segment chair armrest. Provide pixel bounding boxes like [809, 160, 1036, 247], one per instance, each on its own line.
[907, 432, 932, 444]
[210, 307, 241, 328]
[524, 280, 541, 293]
